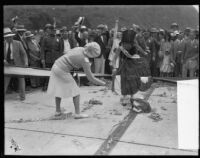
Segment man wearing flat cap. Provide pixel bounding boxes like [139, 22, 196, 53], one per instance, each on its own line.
[4, 27, 28, 101]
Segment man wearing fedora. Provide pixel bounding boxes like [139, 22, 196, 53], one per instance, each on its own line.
[24, 31, 42, 88]
[13, 25, 28, 53]
[4, 27, 28, 101]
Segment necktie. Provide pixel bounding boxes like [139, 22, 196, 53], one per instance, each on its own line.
[6, 43, 12, 63]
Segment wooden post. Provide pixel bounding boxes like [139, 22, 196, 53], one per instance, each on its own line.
[111, 19, 119, 92]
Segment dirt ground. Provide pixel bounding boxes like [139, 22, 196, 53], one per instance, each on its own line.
[4, 82, 198, 155]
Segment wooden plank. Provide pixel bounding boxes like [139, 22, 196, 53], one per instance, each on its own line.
[153, 77, 199, 84]
[4, 66, 51, 77]
[4, 65, 112, 78]
[94, 84, 156, 155]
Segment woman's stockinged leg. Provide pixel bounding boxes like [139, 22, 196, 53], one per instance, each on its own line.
[55, 97, 62, 113]
[73, 95, 80, 114]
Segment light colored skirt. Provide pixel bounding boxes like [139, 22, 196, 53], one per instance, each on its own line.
[47, 64, 80, 98]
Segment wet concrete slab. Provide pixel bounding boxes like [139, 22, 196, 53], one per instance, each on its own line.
[110, 141, 198, 155]
[119, 84, 178, 149]
[5, 83, 189, 155]
[5, 128, 104, 155]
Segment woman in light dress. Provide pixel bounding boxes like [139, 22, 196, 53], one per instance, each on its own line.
[159, 31, 175, 77]
[47, 42, 106, 119]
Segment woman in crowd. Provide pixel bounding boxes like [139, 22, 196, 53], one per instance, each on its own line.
[159, 31, 175, 77]
[47, 42, 106, 119]
[111, 29, 152, 112]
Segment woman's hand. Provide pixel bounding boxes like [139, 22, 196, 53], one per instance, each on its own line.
[112, 68, 117, 76]
[140, 77, 149, 84]
[4, 59, 9, 66]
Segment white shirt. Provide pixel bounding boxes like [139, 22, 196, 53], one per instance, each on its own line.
[5, 42, 13, 59]
[63, 39, 71, 54]
[101, 36, 104, 42]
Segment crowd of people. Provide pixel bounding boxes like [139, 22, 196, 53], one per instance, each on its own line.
[4, 18, 199, 99]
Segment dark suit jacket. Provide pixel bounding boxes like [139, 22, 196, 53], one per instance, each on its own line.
[13, 33, 28, 53]
[41, 35, 62, 64]
[75, 32, 87, 47]
[94, 35, 108, 59]
[4, 40, 28, 66]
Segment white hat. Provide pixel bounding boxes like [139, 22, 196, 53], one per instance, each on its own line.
[83, 42, 101, 58]
[174, 30, 180, 35]
[4, 27, 15, 37]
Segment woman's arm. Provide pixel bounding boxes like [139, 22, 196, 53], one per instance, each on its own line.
[82, 59, 106, 86]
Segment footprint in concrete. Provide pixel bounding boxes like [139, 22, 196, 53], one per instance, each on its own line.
[161, 106, 167, 111]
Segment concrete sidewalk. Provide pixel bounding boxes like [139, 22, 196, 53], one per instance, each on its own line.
[4, 83, 198, 155]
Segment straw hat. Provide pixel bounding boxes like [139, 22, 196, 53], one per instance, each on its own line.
[4, 27, 15, 37]
[171, 22, 178, 27]
[24, 31, 34, 38]
[83, 42, 101, 58]
[44, 24, 52, 30]
[174, 30, 180, 35]
[97, 24, 105, 30]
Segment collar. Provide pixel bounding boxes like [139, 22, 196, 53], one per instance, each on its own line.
[119, 46, 140, 59]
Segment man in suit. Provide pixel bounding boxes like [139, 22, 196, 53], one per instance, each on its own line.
[182, 29, 199, 78]
[94, 24, 108, 75]
[41, 25, 62, 91]
[13, 25, 31, 91]
[4, 28, 28, 101]
[60, 27, 76, 54]
[74, 25, 89, 47]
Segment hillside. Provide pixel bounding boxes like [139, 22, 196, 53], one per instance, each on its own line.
[3, 5, 199, 30]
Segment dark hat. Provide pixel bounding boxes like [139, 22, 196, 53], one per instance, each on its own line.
[24, 31, 34, 38]
[150, 28, 158, 33]
[15, 25, 26, 32]
[184, 27, 191, 33]
[121, 29, 136, 44]
[49, 25, 56, 30]
[88, 30, 97, 38]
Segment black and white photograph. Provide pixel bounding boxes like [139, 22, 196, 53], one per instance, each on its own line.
[3, 5, 199, 155]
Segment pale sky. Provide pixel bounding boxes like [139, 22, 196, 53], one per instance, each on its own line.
[193, 5, 199, 12]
